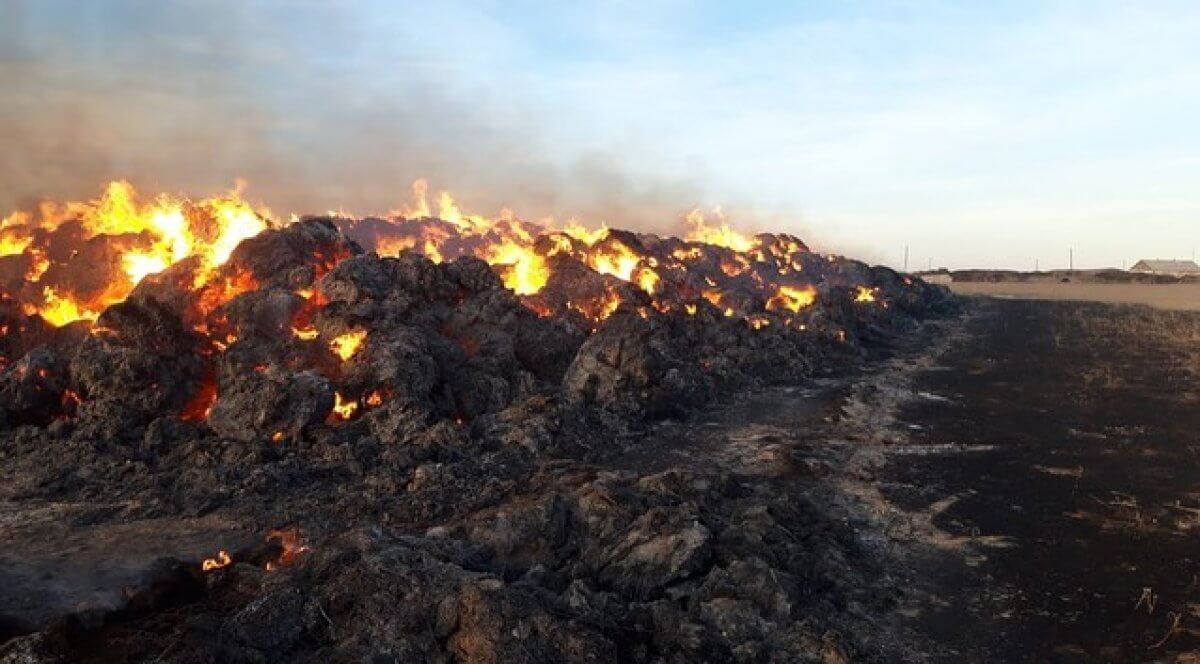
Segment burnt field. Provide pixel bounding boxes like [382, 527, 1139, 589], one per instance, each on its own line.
[874, 298, 1200, 660]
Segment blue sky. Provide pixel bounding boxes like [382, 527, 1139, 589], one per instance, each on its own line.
[3, 1, 1199, 268]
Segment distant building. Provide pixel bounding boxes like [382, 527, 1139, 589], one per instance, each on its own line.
[1129, 259, 1200, 275]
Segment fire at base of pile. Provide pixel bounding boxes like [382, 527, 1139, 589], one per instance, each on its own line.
[0, 185, 956, 662]
[1, 213, 951, 432]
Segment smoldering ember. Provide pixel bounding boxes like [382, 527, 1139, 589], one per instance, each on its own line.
[0, 179, 964, 661]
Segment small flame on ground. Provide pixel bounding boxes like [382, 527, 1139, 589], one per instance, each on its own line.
[331, 392, 358, 421]
[747, 315, 771, 330]
[202, 550, 232, 571]
[854, 286, 877, 303]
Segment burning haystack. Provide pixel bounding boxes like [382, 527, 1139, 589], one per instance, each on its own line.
[0, 180, 954, 662]
[0, 180, 950, 429]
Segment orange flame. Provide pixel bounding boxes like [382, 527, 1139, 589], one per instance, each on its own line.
[180, 373, 218, 422]
[265, 528, 309, 571]
[23, 287, 103, 327]
[479, 241, 549, 295]
[331, 392, 358, 421]
[329, 329, 367, 361]
[5, 181, 269, 327]
[854, 286, 877, 303]
[766, 285, 817, 313]
[685, 208, 756, 251]
[202, 550, 232, 571]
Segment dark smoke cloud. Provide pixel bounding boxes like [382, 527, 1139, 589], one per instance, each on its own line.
[0, 1, 706, 231]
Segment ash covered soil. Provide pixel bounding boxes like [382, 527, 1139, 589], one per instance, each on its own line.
[0, 218, 960, 662]
[865, 298, 1200, 661]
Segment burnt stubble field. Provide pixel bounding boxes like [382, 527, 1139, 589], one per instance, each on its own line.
[878, 298, 1200, 660]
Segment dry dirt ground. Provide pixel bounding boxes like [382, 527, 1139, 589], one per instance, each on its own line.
[948, 282, 1200, 311]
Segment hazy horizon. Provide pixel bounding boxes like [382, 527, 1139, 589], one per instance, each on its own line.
[3, 1, 1199, 270]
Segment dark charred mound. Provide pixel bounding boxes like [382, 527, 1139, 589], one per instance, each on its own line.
[0, 218, 955, 663]
[1, 467, 882, 663]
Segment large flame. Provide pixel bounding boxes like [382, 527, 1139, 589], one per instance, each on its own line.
[0, 178, 912, 433]
[478, 240, 549, 296]
[685, 208, 757, 252]
[2, 181, 270, 327]
[2, 178, 887, 342]
[22, 287, 104, 327]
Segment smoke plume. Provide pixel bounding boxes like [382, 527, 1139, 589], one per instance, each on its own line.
[0, 1, 708, 231]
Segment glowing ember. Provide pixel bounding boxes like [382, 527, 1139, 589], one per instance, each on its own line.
[61, 389, 82, 409]
[195, 269, 259, 317]
[265, 528, 310, 571]
[331, 392, 358, 420]
[766, 285, 817, 313]
[854, 286, 877, 303]
[330, 330, 367, 361]
[292, 326, 319, 341]
[180, 373, 218, 422]
[202, 550, 232, 572]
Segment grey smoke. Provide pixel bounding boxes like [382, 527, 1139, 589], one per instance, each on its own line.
[0, 1, 707, 230]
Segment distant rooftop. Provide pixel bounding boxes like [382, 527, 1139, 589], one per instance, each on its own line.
[1129, 259, 1200, 274]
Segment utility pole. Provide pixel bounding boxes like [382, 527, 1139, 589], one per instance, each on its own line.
[1035, 259, 1039, 272]
[1069, 248, 1074, 271]
[903, 244, 909, 272]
